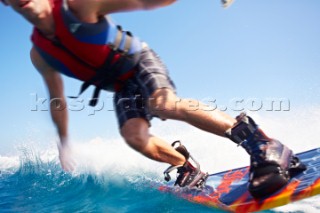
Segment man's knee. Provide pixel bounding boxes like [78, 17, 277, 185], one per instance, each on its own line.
[121, 118, 149, 152]
[149, 88, 183, 119]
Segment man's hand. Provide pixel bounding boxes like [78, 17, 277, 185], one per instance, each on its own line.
[221, 0, 235, 8]
[57, 139, 76, 172]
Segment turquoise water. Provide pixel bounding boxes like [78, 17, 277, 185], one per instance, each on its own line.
[0, 158, 226, 213]
[1, 109, 320, 212]
[0, 144, 319, 213]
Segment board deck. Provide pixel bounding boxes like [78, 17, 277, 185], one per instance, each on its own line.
[159, 148, 320, 212]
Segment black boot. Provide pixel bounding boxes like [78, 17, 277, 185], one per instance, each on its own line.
[163, 141, 208, 189]
[226, 113, 306, 198]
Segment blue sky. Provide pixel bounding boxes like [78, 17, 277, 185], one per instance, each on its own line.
[0, 0, 319, 154]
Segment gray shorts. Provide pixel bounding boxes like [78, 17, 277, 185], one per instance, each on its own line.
[114, 47, 176, 128]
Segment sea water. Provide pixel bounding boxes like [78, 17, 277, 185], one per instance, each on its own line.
[1, 108, 320, 212]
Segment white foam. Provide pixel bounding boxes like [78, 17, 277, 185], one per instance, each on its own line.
[72, 137, 162, 176]
[274, 195, 320, 212]
[0, 155, 19, 171]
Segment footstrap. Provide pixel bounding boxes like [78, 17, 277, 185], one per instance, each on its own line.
[163, 165, 184, 182]
[250, 164, 287, 182]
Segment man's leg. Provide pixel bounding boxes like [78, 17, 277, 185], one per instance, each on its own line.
[121, 117, 209, 188]
[149, 88, 236, 136]
[148, 88, 306, 196]
[120, 117, 185, 166]
[120, 47, 303, 192]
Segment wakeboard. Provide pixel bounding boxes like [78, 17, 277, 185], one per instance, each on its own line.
[159, 147, 320, 212]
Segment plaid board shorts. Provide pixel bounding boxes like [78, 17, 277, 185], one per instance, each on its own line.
[114, 47, 176, 128]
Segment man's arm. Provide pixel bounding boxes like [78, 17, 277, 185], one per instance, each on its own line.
[30, 47, 68, 140]
[99, 0, 177, 13]
[30, 47, 74, 171]
[70, 0, 177, 17]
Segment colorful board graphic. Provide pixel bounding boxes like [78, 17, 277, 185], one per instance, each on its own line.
[159, 148, 320, 212]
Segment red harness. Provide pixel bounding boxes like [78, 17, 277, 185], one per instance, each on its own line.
[31, 0, 141, 104]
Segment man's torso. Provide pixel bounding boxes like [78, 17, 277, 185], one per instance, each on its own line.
[32, 0, 144, 91]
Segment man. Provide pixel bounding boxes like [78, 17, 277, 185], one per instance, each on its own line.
[1, 0, 305, 198]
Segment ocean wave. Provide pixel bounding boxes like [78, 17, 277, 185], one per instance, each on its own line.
[1, 107, 320, 212]
[1, 139, 319, 213]
[0, 147, 219, 213]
